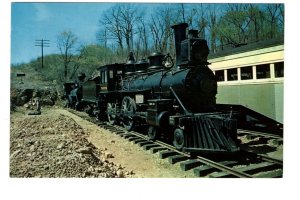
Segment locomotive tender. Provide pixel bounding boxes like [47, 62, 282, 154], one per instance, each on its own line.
[64, 23, 240, 153]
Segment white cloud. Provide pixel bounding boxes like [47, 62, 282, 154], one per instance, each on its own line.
[34, 3, 51, 22]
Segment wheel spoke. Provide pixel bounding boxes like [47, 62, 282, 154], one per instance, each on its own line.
[107, 103, 117, 124]
[121, 96, 136, 130]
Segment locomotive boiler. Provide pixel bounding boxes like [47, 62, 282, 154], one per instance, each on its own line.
[65, 23, 240, 154]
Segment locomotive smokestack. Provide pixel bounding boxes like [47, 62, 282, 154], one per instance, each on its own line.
[171, 23, 188, 66]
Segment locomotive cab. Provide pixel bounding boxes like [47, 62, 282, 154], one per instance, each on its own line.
[98, 63, 125, 92]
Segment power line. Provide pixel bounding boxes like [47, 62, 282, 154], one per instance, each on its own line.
[35, 39, 50, 68]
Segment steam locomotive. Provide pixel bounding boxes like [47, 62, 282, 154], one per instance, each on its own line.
[64, 23, 240, 153]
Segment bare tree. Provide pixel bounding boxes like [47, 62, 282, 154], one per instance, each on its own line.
[149, 6, 176, 53]
[119, 4, 141, 51]
[207, 5, 217, 52]
[98, 4, 142, 59]
[136, 18, 149, 58]
[99, 5, 124, 50]
[57, 30, 78, 81]
[197, 4, 208, 39]
[266, 4, 282, 39]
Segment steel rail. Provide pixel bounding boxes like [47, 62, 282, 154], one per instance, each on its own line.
[195, 155, 253, 178]
[104, 123, 254, 178]
[67, 109, 280, 178]
[238, 129, 283, 139]
[258, 154, 283, 165]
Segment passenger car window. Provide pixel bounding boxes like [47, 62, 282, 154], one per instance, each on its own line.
[241, 66, 253, 80]
[256, 64, 270, 79]
[275, 62, 284, 78]
[227, 68, 238, 81]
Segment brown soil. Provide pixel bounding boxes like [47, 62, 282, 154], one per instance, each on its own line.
[10, 106, 196, 178]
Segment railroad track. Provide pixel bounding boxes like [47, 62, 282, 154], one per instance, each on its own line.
[100, 123, 283, 178]
[67, 109, 283, 178]
[238, 129, 283, 140]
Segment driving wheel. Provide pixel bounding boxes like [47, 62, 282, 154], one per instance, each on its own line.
[121, 96, 136, 130]
[107, 102, 117, 125]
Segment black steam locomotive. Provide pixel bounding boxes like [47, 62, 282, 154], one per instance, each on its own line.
[64, 23, 240, 153]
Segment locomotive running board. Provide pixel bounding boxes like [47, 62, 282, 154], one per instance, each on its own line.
[216, 104, 283, 136]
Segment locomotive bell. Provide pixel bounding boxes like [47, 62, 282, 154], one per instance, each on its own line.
[125, 52, 136, 75]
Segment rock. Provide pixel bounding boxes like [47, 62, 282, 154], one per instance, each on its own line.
[87, 166, 94, 172]
[23, 103, 30, 108]
[10, 108, 131, 178]
[104, 152, 113, 159]
[56, 142, 65, 150]
[41, 98, 54, 106]
[76, 147, 92, 154]
[34, 140, 40, 147]
[10, 150, 21, 159]
[94, 167, 102, 173]
[29, 145, 35, 152]
[117, 169, 124, 178]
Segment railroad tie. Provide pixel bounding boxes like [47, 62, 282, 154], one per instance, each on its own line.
[143, 144, 160, 151]
[137, 141, 153, 147]
[168, 155, 189, 164]
[193, 160, 239, 177]
[150, 147, 168, 154]
[132, 139, 145, 144]
[180, 159, 201, 171]
[159, 150, 178, 159]
[127, 136, 141, 141]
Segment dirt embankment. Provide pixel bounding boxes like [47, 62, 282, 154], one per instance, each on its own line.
[10, 107, 196, 178]
[10, 108, 130, 178]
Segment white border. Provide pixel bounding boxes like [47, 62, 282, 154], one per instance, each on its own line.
[2, 1, 299, 200]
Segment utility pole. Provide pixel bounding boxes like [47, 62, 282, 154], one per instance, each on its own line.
[35, 39, 50, 68]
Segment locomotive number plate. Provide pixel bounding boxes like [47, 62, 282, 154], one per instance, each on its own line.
[135, 94, 144, 104]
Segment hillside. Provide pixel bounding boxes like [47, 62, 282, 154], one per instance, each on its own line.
[10, 64, 64, 110]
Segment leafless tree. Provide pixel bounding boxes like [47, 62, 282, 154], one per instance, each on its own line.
[197, 4, 208, 39]
[136, 18, 149, 58]
[119, 4, 141, 51]
[57, 30, 78, 81]
[98, 4, 142, 58]
[99, 5, 124, 50]
[149, 6, 176, 53]
[266, 4, 282, 38]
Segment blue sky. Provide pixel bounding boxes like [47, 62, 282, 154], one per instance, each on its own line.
[9, 2, 267, 65]
[8, 1, 288, 65]
[11, 2, 115, 64]
[11, 2, 191, 65]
